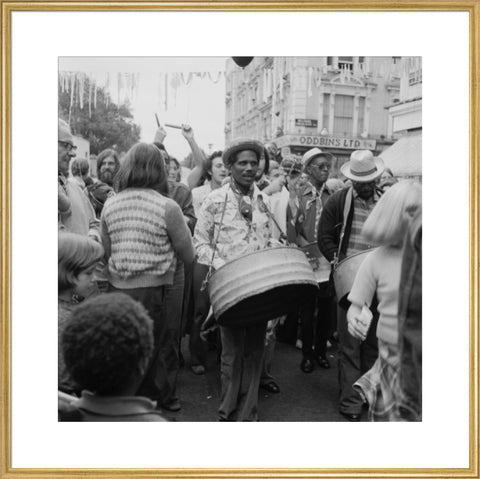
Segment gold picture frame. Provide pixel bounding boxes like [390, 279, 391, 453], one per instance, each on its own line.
[1, 2, 479, 478]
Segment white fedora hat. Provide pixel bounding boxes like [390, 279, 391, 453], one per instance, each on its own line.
[302, 148, 333, 171]
[340, 150, 384, 182]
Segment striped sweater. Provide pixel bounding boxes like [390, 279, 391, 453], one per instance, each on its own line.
[101, 188, 194, 289]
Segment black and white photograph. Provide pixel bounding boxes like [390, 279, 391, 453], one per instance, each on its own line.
[57, 56, 423, 423]
[3, 4, 475, 475]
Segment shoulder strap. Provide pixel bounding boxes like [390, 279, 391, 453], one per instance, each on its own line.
[335, 187, 353, 266]
[200, 186, 230, 292]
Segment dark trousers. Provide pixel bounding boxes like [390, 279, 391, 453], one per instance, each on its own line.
[109, 284, 170, 404]
[219, 321, 267, 421]
[163, 262, 185, 403]
[300, 281, 334, 359]
[337, 300, 379, 415]
[188, 262, 210, 367]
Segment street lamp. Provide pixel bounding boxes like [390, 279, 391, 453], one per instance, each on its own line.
[320, 127, 329, 136]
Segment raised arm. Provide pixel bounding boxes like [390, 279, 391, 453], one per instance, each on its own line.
[182, 124, 208, 189]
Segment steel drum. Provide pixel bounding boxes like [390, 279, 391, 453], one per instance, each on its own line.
[333, 248, 377, 302]
[208, 246, 318, 327]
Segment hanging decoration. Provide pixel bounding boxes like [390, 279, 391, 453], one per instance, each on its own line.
[164, 73, 168, 111]
[59, 69, 226, 119]
[88, 78, 93, 117]
[181, 72, 193, 86]
[207, 71, 222, 84]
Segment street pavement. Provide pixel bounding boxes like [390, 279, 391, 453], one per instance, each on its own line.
[161, 338, 365, 422]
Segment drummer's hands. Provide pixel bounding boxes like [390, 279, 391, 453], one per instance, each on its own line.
[181, 124, 194, 141]
[154, 125, 167, 144]
[347, 304, 367, 341]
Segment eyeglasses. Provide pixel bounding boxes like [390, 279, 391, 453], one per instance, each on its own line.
[58, 141, 74, 152]
[311, 162, 331, 171]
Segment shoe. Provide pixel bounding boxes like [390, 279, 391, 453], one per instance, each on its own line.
[191, 364, 205, 375]
[300, 358, 314, 373]
[295, 339, 303, 350]
[317, 356, 331, 369]
[161, 399, 181, 412]
[260, 381, 280, 394]
[340, 411, 361, 422]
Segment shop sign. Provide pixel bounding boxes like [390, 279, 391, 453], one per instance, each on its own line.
[295, 119, 318, 127]
[277, 135, 376, 150]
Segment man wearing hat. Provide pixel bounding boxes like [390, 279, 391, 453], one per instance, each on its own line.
[287, 148, 335, 374]
[318, 149, 384, 421]
[194, 137, 274, 421]
[58, 120, 99, 240]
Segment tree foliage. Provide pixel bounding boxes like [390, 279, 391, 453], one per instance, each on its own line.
[58, 77, 141, 155]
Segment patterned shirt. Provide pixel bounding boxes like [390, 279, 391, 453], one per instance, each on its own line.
[346, 189, 379, 257]
[191, 182, 213, 215]
[194, 183, 272, 270]
[290, 182, 331, 283]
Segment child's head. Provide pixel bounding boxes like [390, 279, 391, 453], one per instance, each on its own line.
[362, 180, 422, 247]
[62, 293, 153, 396]
[58, 232, 104, 297]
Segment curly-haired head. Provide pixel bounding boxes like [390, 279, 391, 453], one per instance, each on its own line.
[58, 232, 104, 293]
[62, 293, 154, 395]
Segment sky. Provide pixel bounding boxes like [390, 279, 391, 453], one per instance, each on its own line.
[59, 57, 227, 160]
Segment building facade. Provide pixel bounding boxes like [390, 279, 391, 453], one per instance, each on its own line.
[225, 56, 403, 174]
[382, 57, 422, 179]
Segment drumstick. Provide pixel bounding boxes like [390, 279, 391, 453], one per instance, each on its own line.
[164, 123, 183, 129]
[154, 113, 160, 127]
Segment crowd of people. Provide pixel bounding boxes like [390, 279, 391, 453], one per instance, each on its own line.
[58, 118, 422, 422]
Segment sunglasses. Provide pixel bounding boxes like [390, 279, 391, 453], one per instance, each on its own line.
[311, 162, 331, 171]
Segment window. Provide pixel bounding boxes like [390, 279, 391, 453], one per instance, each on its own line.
[323, 93, 330, 130]
[334, 94, 354, 136]
[338, 56, 353, 71]
[327, 57, 333, 66]
[357, 97, 365, 134]
[409, 69, 422, 85]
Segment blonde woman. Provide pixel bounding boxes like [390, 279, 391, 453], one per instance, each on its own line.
[346, 180, 422, 421]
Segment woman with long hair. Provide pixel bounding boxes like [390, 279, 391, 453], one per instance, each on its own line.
[100, 142, 194, 412]
[347, 180, 422, 421]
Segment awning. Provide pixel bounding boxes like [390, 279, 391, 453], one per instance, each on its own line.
[379, 130, 422, 177]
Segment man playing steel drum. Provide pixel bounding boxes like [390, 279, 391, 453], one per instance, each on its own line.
[318, 150, 384, 422]
[194, 137, 273, 421]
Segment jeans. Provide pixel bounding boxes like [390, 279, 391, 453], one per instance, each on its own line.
[163, 262, 185, 403]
